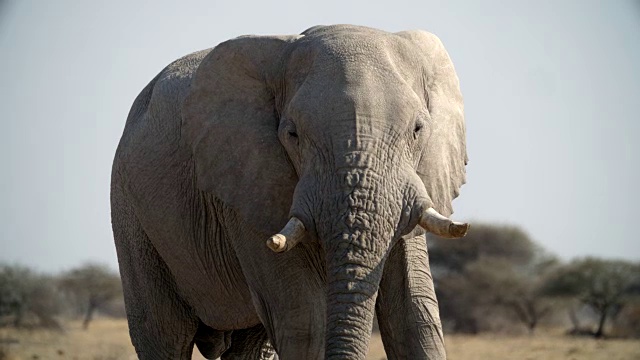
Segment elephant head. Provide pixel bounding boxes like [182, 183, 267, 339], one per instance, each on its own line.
[182, 25, 467, 359]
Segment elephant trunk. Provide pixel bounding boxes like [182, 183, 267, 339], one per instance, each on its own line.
[324, 236, 385, 359]
[320, 163, 400, 359]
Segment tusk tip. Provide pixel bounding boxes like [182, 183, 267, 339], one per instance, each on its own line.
[267, 217, 306, 253]
[449, 222, 470, 238]
[266, 234, 287, 253]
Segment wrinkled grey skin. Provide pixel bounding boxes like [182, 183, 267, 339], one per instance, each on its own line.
[111, 25, 466, 360]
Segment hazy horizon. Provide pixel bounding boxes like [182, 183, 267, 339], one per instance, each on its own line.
[1, 1, 638, 272]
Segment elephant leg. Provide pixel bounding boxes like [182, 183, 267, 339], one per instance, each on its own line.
[234, 242, 326, 360]
[221, 324, 275, 360]
[376, 235, 446, 360]
[112, 195, 199, 359]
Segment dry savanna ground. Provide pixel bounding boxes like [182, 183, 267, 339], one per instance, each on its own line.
[1, 319, 639, 360]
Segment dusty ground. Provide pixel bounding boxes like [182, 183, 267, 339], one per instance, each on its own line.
[1, 319, 639, 359]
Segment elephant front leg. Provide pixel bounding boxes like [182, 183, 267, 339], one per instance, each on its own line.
[236, 243, 326, 360]
[112, 198, 200, 359]
[375, 235, 446, 360]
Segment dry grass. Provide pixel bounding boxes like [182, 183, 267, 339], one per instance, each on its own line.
[0, 319, 136, 360]
[368, 329, 640, 360]
[1, 319, 638, 359]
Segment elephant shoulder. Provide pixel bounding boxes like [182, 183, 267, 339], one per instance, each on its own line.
[395, 30, 443, 48]
[119, 49, 212, 134]
[113, 49, 212, 183]
[146, 49, 213, 120]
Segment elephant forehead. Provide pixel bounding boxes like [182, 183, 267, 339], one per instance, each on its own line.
[294, 27, 423, 76]
[285, 68, 424, 129]
[298, 25, 402, 56]
[284, 31, 426, 120]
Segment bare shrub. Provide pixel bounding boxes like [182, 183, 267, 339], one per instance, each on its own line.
[0, 264, 62, 330]
[58, 263, 123, 329]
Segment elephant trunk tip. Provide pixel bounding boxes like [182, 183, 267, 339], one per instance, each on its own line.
[420, 207, 469, 238]
[266, 217, 306, 253]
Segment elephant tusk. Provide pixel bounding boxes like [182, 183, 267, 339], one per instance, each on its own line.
[419, 208, 470, 238]
[266, 217, 306, 253]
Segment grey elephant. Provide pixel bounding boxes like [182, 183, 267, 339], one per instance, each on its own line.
[111, 24, 468, 359]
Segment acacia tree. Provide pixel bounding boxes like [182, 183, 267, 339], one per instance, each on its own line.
[59, 263, 122, 329]
[543, 258, 640, 338]
[465, 258, 556, 334]
[429, 224, 558, 333]
[428, 224, 543, 275]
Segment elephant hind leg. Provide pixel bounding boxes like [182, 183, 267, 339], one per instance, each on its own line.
[112, 192, 199, 359]
[221, 324, 275, 360]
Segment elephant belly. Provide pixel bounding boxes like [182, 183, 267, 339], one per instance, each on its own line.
[170, 260, 261, 331]
[137, 193, 261, 330]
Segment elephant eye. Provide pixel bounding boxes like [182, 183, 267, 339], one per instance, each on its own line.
[280, 119, 299, 142]
[413, 121, 424, 139]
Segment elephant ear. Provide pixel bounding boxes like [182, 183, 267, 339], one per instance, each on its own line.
[398, 30, 467, 217]
[182, 35, 300, 234]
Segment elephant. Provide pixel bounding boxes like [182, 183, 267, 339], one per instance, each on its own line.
[111, 24, 468, 360]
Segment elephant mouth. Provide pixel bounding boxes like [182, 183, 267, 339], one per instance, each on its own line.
[265, 207, 468, 253]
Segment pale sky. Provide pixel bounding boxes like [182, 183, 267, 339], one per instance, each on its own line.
[1, 1, 638, 272]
